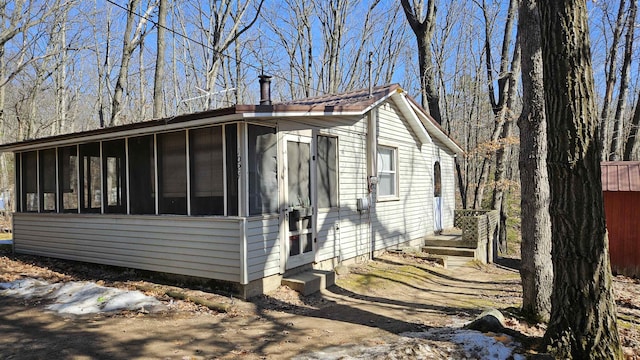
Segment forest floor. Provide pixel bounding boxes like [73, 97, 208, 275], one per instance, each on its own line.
[0, 246, 639, 359]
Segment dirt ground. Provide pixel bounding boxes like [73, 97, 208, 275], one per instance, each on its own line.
[1, 248, 639, 359]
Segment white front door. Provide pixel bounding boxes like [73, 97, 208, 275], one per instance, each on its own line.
[433, 161, 442, 232]
[284, 134, 315, 269]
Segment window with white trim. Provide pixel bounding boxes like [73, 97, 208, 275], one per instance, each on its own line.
[377, 145, 397, 198]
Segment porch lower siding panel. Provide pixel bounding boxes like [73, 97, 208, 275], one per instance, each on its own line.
[246, 216, 281, 281]
[13, 213, 243, 282]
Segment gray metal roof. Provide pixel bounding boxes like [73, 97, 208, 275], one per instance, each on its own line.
[601, 161, 640, 191]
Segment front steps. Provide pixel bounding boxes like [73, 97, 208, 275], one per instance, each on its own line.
[422, 229, 478, 268]
[281, 269, 335, 296]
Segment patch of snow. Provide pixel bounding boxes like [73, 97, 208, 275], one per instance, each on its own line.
[404, 328, 526, 360]
[0, 279, 166, 315]
[296, 328, 526, 360]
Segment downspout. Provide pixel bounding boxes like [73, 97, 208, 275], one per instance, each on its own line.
[367, 109, 378, 259]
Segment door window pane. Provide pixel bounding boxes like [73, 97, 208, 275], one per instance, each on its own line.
[248, 125, 278, 215]
[103, 139, 127, 213]
[434, 161, 442, 197]
[287, 141, 311, 208]
[129, 135, 156, 215]
[158, 131, 187, 215]
[59, 146, 78, 212]
[39, 149, 57, 212]
[190, 126, 224, 215]
[317, 135, 338, 208]
[80, 142, 102, 213]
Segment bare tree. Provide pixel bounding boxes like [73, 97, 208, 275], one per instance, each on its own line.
[262, 0, 314, 98]
[539, 0, 623, 357]
[472, 0, 518, 210]
[315, 0, 350, 94]
[200, 0, 264, 109]
[153, 0, 167, 118]
[609, 0, 637, 160]
[400, 0, 442, 123]
[490, 36, 520, 256]
[598, 0, 627, 159]
[110, 0, 156, 126]
[623, 89, 640, 159]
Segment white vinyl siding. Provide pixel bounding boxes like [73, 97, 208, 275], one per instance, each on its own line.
[13, 213, 243, 282]
[372, 101, 435, 249]
[315, 208, 340, 261]
[246, 216, 281, 281]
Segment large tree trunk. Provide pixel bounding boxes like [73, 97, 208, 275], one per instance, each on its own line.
[517, 0, 552, 322]
[539, 0, 623, 358]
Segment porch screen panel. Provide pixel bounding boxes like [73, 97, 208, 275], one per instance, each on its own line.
[317, 135, 338, 208]
[158, 131, 187, 215]
[248, 125, 278, 215]
[190, 126, 224, 215]
[22, 151, 38, 212]
[15, 153, 21, 212]
[59, 146, 78, 212]
[128, 135, 156, 214]
[39, 148, 57, 212]
[80, 142, 102, 213]
[225, 124, 238, 216]
[103, 139, 127, 213]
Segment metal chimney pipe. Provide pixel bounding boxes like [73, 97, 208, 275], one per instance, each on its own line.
[259, 75, 272, 105]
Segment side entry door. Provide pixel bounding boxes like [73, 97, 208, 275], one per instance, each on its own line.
[284, 134, 315, 269]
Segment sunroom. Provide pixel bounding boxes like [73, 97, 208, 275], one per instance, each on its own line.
[8, 115, 300, 297]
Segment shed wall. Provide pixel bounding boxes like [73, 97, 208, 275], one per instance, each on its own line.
[13, 213, 243, 282]
[603, 191, 640, 277]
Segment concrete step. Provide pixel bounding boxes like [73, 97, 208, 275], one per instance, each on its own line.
[423, 238, 476, 248]
[281, 269, 336, 296]
[422, 245, 476, 258]
[446, 256, 475, 269]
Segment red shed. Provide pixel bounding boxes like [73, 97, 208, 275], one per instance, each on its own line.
[601, 161, 640, 277]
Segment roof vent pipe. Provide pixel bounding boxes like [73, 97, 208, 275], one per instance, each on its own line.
[259, 75, 272, 105]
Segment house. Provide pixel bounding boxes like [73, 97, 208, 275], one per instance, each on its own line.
[601, 161, 640, 277]
[0, 81, 464, 297]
